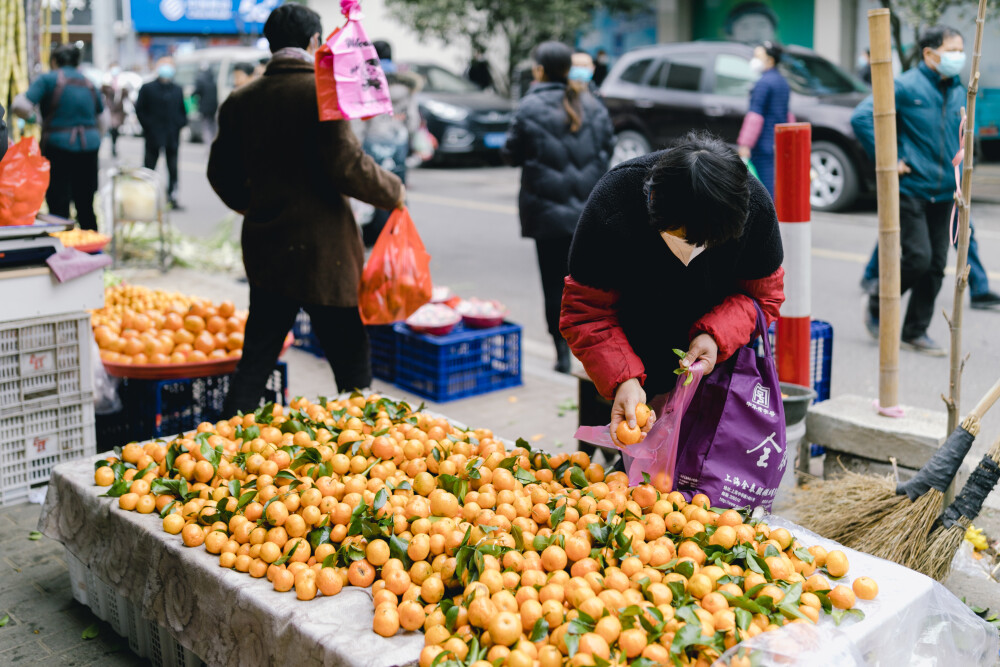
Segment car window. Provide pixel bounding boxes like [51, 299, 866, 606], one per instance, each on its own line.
[713, 54, 758, 97]
[660, 55, 706, 92]
[619, 58, 653, 84]
[410, 65, 478, 94]
[779, 53, 868, 95]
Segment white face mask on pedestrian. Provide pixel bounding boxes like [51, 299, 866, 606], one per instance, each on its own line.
[661, 230, 705, 266]
[749, 57, 765, 73]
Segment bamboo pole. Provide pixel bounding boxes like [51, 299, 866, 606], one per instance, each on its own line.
[945, 0, 988, 435]
[869, 9, 901, 412]
[59, 0, 66, 44]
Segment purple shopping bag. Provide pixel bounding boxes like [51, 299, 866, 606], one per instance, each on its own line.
[674, 301, 786, 510]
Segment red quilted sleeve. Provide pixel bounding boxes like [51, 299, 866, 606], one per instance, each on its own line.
[559, 276, 647, 400]
[690, 267, 785, 362]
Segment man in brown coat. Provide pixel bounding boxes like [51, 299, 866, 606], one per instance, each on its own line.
[209, 3, 404, 414]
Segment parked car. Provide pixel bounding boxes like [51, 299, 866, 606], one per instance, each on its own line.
[173, 47, 271, 143]
[399, 62, 514, 162]
[600, 42, 873, 211]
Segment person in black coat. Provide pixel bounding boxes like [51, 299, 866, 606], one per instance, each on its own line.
[194, 66, 219, 143]
[502, 41, 615, 373]
[136, 58, 187, 208]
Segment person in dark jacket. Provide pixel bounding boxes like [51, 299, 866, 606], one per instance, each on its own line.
[503, 41, 614, 373]
[467, 51, 494, 91]
[560, 131, 784, 444]
[12, 44, 104, 230]
[136, 58, 187, 209]
[737, 41, 790, 198]
[851, 25, 967, 355]
[209, 3, 404, 415]
[194, 66, 219, 143]
[593, 50, 609, 87]
[101, 63, 127, 157]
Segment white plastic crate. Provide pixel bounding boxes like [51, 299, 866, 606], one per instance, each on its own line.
[0, 400, 96, 505]
[0, 312, 94, 416]
[65, 549, 204, 667]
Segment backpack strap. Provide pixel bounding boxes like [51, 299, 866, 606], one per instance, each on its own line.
[42, 69, 99, 150]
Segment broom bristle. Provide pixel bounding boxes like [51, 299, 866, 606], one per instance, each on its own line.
[792, 469, 898, 542]
[912, 520, 967, 581]
[858, 490, 943, 567]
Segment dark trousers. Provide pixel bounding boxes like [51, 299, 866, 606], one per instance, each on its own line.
[868, 195, 952, 340]
[109, 128, 120, 156]
[43, 146, 98, 231]
[222, 287, 372, 416]
[864, 220, 990, 298]
[752, 150, 775, 199]
[535, 235, 573, 340]
[144, 141, 179, 198]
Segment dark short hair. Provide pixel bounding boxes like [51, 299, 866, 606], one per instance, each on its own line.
[373, 40, 392, 61]
[532, 41, 572, 82]
[645, 131, 749, 247]
[263, 3, 322, 52]
[918, 25, 963, 53]
[761, 40, 784, 64]
[233, 62, 255, 76]
[51, 44, 81, 68]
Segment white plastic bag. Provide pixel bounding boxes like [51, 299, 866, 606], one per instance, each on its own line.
[92, 339, 122, 415]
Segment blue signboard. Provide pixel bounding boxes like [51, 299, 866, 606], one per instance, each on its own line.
[131, 0, 283, 34]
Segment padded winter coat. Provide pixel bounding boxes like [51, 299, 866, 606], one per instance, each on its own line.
[502, 82, 614, 239]
[851, 62, 964, 204]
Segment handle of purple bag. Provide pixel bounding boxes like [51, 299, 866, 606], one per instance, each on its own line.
[751, 299, 773, 359]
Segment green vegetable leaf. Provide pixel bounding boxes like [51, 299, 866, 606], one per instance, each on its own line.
[274, 540, 300, 566]
[735, 607, 752, 631]
[569, 466, 589, 489]
[81, 623, 99, 639]
[100, 478, 131, 498]
[0, 614, 8, 627]
[28, 531, 42, 541]
[793, 547, 815, 564]
[831, 608, 865, 626]
[228, 479, 241, 498]
[529, 618, 549, 642]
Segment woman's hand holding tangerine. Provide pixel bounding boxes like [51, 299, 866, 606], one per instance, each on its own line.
[682, 333, 719, 375]
[611, 378, 654, 445]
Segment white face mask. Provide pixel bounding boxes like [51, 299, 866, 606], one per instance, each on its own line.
[749, 57, 765, 73]
[661, 232, 705, 266]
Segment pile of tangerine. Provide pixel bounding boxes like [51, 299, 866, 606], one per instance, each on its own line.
[92, 284, 246, 366]
[94, 395, 878, 667]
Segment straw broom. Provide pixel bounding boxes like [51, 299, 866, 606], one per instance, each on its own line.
[913, 434, 1000, 581]
[795, 378, 1000, 548]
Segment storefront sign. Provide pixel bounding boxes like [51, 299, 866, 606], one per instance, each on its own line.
[130, 0, 283, 34]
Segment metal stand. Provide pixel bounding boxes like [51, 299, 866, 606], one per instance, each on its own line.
[103, 166, 171, 272]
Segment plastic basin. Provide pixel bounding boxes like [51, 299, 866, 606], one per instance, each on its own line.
[780, 382, 817, 426]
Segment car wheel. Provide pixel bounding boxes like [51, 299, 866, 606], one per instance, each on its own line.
[810, 141, 858, 212]
[611, 130, 651, 167]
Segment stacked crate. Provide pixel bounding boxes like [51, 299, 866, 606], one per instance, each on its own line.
[0, 313, 96, 505]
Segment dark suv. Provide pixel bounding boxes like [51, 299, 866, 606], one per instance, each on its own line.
[601, 42, 873, 211]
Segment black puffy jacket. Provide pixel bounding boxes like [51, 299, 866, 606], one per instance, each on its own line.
[503, 83, 614, 239]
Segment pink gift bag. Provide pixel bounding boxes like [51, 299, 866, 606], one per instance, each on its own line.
[315, 0, 394, 121]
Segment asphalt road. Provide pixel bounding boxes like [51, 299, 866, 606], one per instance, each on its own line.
[104, 136, 1000, 443]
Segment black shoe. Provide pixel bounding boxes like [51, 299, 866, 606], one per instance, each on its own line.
[554, 338, 571, 374]
[864, 301, 879, 340]
[169, 199, 184, 211]
[902, 335, 947, 357]
[971, 292, 1000, 310]
[860, 276, 878, 296]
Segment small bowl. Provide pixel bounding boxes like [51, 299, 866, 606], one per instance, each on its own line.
[408, 322, 458, 336]
[462, 314, 504, 329]
[780, 382, 817, 426]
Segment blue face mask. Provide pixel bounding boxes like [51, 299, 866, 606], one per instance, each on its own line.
[158, 64, 176, 80]
[934, 50, 966, 78]
[569, 66, 594, 83]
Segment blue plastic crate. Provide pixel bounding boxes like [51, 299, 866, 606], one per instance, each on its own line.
[757, 320, 833, 455]
[96, 363, 287, 448]
[393, 322, 522, 402]
[292, 310, 397, 381]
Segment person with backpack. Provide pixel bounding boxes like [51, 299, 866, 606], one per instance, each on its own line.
[502, 41, 615, 374]
[12, 44, 104, 230]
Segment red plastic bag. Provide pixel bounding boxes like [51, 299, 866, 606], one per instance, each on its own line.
[314, 0, 394, 122]
[359, 207, 432, 325]
[0, 137, 50, 226]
